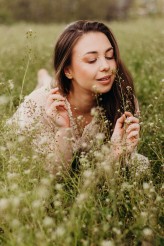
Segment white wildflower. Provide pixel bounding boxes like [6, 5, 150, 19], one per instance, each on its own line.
[83, 169, 93, 179]
[24, 169, 31, 175]
[82, 142, 88, 148]
[8, 80, 14, 90]
[41, 178, 51, 186]
[96, 133, 105, 140]
[0, 95, 9, 105]
[55, 226, 65, 237]
[37, 186, 49, 199]
[11, 219, 20, 228]
[101, 240, 115, 246]
[18, 135, 26, 143]
[54, 201, 61, 207]
[113, 227, 121, 235]
[43, 216, 54, 227]
[143, 182, 150, 190]
[7, 172, 19, 180]
[11, 197, 21, 208]
[76, 193, 88, 204]
[32, 200, 42, 209]
[143, 228, 153, 237]
[91, 107, 99, 116]
[0, 198, 10, 211]
[55, 184, 63, 191]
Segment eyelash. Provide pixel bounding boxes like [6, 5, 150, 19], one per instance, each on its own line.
[88, 56, 114, 64]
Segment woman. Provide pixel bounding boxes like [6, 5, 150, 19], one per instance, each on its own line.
[10, 20, 148, 174]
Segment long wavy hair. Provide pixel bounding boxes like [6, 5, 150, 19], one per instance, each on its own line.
[53, 20, 135, 134]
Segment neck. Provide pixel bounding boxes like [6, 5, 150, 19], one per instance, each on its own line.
[67, 89, 97, 115]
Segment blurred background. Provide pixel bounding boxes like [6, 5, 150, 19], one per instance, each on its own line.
[0, 0, 164, 23]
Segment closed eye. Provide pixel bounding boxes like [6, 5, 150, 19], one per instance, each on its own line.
[88, 59, 97, 64]
[106, 56, 114, 60]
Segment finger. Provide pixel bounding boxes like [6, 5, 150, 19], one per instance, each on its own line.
[125, 116, 139, 124]
[115, 114, 126, 130]
[46, 87, 59, 98]
[124, 111, 133, 118]
[46, 101, 67, 115]
[48, 94, 66, 102]
[50, 101, 67, 110]
[126, 123, 140, 133]
[127, 130, 139, 140]
[46, 94, 66, 108]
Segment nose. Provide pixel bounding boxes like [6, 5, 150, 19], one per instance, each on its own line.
[99, 58, 110, 72]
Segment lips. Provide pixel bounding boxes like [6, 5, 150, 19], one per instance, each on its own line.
[97, 75, 111, 81]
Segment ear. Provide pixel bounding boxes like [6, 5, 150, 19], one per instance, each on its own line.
[64, 66, 73, 79]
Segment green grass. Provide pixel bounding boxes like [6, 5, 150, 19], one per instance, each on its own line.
[0, 17, 163, 245]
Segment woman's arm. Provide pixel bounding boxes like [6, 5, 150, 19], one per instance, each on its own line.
[9, 86, 74, 175]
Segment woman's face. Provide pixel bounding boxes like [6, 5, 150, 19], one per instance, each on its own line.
[66, 31, 117, 95]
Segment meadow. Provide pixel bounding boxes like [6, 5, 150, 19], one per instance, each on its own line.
[0, 17, 163, 245]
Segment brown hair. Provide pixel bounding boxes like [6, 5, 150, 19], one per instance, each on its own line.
[54, 20, 135, 133]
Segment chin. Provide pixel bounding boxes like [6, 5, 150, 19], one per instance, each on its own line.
[92, 84, 113, 94]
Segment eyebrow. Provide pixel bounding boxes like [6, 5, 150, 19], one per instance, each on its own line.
[84, 47, 113, 56]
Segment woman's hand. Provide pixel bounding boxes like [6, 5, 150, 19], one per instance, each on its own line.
[45, 88, 70, 128]
[111, 111, 140, 158]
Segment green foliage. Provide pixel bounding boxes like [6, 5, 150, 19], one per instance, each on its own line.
[0, 0, 134, 23]
[0, 18, 163, 245]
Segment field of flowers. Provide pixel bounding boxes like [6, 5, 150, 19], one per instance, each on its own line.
[0, 18, 163, 245]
